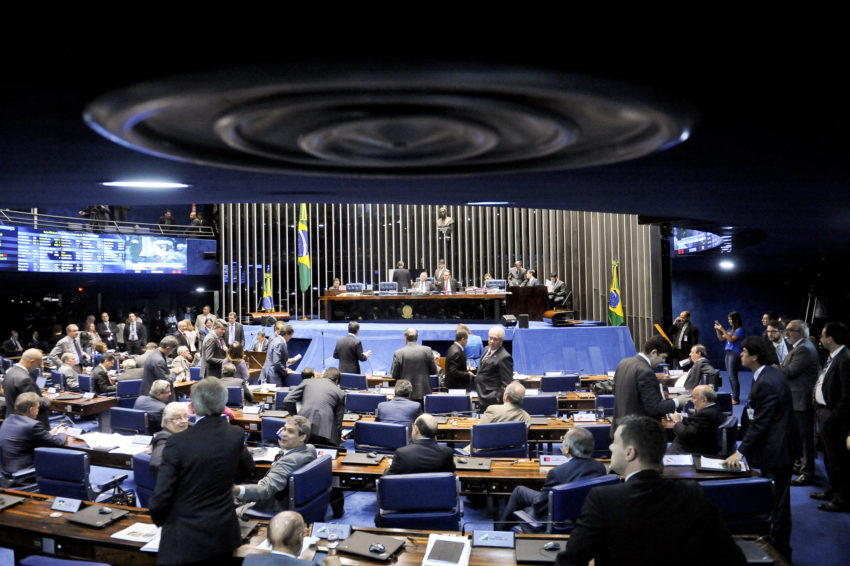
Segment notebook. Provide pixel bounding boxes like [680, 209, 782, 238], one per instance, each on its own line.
[336, 531, 405, 561]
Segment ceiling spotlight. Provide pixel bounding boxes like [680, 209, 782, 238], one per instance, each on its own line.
[718, 260, 735, 270]
[102, 181, 189, 189]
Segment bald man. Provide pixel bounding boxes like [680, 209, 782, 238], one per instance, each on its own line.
[243, 511, 313, 566]
[384, 414, 454, 475]
[3, 349, 50, 428]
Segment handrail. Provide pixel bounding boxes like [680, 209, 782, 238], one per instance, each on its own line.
[0, 209, 216, 239]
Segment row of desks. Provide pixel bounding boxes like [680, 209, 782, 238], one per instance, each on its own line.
[0, 489, 787, 566]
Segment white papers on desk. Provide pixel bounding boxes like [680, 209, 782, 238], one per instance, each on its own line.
[662, 454, 694, 466]
[513, 373, 530, 380]
[667, 386, 687, 394]
[700, 456, 749, 472]
[524, 388, 539, 396]
[112, 522, 160, 544]
[423, 534, 471, 566]
[80, 432, 148, 454]
[251, 447, 281, 462]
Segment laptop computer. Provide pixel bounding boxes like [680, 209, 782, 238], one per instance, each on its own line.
[336, 531, 405, 562]
[66, 505, 130, 528]
[341, 453, 385, 465]
[0, 495, 25, 512]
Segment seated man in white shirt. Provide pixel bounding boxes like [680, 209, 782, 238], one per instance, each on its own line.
[243, 510, 314, 566]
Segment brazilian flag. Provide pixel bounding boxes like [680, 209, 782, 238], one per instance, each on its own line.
[297, 204, 311, 293]
[261, 272, 274, 311]
[608, 260, 624, 326]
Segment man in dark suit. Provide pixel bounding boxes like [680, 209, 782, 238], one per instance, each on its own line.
[497, 426, 606, 531]
[668, 385, 726, 455]
[333, 321, 372, 373]
[376, 379, 422, 427]
[612, 336, 689, 436]
[91, 353, 117, 394]
[96, 312, 119, 350]
[562, 415, 745, 566]
[668, 310, 699, 367]
[521, 269, 538, 286]
[780, 319, 820, 485]
[225, 311, 245, 347]
[2, 330, 24, 358]
[507, 261, 526, 287]
[123, 312, 147, 355]
[149, 377, 254, 566]
[285, 367, 346, 446]
[390, 328, 437, 402]
[234, 416, 317, 514]
[725, 337, 795, 561]
[548, 273, 570, 310]
[445, 328, 474, 390]
[475, 326, 514, 412]
[674, 344, 715, 391]
[0, 392, 67, 474]
[140, 336, 178, 398]
[243, 511, 315, 566]
[252, 331, 269, 352]
[133, 379, 172, 433]
[391, 260, 412, 291]
[200, 319, 228, 378]
[812, 322, 850, 511]
[260, 322, 297, 385]
[435, 269, 460, 294]
[385, 414, 455, 475]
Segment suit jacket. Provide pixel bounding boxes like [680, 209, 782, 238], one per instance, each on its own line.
[391, 268, 412, 290]
[780, 338, 820, 411]
[140, 349, 172, 397]
[123, 321, 147, 344]
[522, 277, 539, 287]
[226, 322, 245, 347]
[390, 343, 437, 401]
[48, 335, 83, 371]
[285, 378, 346, 445]
[508, 266, 526, 287]
[148, 416, 254, 565]
[194, 313, 216, 334]
[561, 470, 745, 566]
[444, 342, 471, 390]
[411, 280, 435, 293]
[0, 413, 67, 473]
[669, 321, 699, 361]
[435, 278, 460, 293]
[95, 321, 119, 345]
[91, 364, 115, 394]
[252, 338, 269, 352]
[376, 397, 422, 427]
[241, 443, 317, 513]
[2, 365, 49, 428]
[612, 354, 676, 433]
[200, 332, 227, 378]
[133, 395, 167, 433]
[820, 346, 850, 433]
[682, 356, 714, 391]
[243, 553, 314, 566]
[334, 334, 367, 374]
[739, 365, 795, 470]
[479, 402, 531, 426]
[2, 337, 23, 357]
[385, 437, 455, 475]
[475, 346, 513, 411]
[669, 403, 726, 455]
[530, 457, 608, 518]
[549, 279, 568, 306]
[260, 334, 289, 385]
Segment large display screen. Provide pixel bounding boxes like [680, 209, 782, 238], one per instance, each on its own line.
[673, 227, 724, 255]
[0, 225, 215, 274]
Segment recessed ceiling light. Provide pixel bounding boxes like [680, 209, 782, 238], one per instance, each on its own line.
[101, 180, 189, 189]
[718, 260, 735, 270]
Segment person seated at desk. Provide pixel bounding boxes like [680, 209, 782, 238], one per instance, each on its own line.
[411, 271, 435, 294]
[233, 416, 317, 514]
[522, 269, 539, 287]
[674, 344, 715, 391]
[243, 510, 314, 566]
[496, 426, 606, 531]
[385, 413, 454, 475]
[149, 402, 190, 477]
[328, 277, 342, 291]
[116, 357, 144, 381]
[170, 345, 198, 382]
[252, 331, 269, 352]
[133, 379, 172, 434]
[548, 272, 570, 310]
[2, 330, 24, 358]
[559, 415, 746, 566]
[92, 352, 117, 394]
[480, 381, 531, 426]
[667, 385, 726, 456]
[375, 379, 422, 427]
[57, 352, 80, 390]
[221, 362, 254, 406]
[0, 392, 67, 474]
[435, 269, 460, 294]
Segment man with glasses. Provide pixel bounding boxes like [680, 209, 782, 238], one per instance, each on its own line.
[780, 320, 820, 486]
[765, 320, 790, 363]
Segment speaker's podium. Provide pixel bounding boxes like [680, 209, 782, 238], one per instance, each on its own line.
[543, 309, 576, 327]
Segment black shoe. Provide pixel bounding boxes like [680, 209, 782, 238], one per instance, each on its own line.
[810, 491, 833, 501]
[791, 473, 814, 486]
[818, 501, 846, 512]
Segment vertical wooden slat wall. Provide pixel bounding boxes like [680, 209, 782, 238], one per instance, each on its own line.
[220, 204, 660, 348]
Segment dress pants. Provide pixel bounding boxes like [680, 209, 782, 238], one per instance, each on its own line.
[762, 466, 792, 561]
[793, 407, 816, 476]
[496, 485, 539, 532]
[816, 405, 850, 505]
[725, 350, 742, 401]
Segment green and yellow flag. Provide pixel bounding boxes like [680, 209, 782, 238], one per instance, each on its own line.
[608, 260, 624, 326]
[297, 204, 311, 293]
[261, 272, 274, 311]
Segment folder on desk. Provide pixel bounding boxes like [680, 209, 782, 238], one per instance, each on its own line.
[342, 413, 361, 422]
[261, 410, 290, 418]
[0, 495, 25, 512]
[515, 539, 560, 563]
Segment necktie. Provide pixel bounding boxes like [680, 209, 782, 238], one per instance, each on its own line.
[73, 339, 83, 363]
[130, 324, 137, 340]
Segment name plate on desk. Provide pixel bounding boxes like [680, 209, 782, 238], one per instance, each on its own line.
[379, 387, 395, 395]
[242, 406, 260, 415]
[317, 448, 338, 460]
[472, 530, 515, 548]
[572, 412, 596, 422]
[539, 454, 567, 467]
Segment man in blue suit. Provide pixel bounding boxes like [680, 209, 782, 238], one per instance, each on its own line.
[260, 322, 296, 386]
[243, 511, 314, 566]
[375, 379, 421, 427]
[497, 426, 606, 531]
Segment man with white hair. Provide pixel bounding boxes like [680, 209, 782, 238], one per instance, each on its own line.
[171, 345, 198, 381]
[475, 326, 514, 412]
[781, 319, 820, 486]
[48, 324, 87, 371]
[133, 379, 172, 433]
[57, 352, 80, 390]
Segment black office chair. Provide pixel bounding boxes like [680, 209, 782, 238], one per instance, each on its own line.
[715, 414, 738, 458]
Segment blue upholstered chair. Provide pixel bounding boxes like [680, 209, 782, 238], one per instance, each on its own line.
[109, 407, 149, 435]
[595, 394, 615, 417]
[225, 386, 243, 408]
[540, 374, 580, 393]
[576, 423, 612, 458]
[242, 454, 333, 523]
[375, 472, 461, 530]
[520, 394, 558, 416]
[715, 414, 738, 457]
[76, 374, 94, 393]
[469, 421, 528, 458]
[189, 366, 201, 381]
[274, 390, 289, 410]
[34, 447, 126, 502]
[514, 473, 620, 533]
[340, 373, 368, 390]
[116, 378, 142, 408]
[261, 416, 289, 446]
[424, 394, 472, 415]
[699, 477, 774, 535]
[132, 451, 155, 508]
[353, 421, 410, 453]
[345, 392, 387, 414]
[50, 369, 66, 390]
[20, 555, 112, 566]
[284, 372, 303, 387]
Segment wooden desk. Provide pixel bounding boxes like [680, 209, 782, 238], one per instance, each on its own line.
[0, 489, 156, 565]
[319, 292, 507, 322]
[48, 394, 117, 418]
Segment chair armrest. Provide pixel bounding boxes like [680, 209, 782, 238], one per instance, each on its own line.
[11, 467, 36, 480]
[513, 509, 542, 530]
[97, 473, 128, 492]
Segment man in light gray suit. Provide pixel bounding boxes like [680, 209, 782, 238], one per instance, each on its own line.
[781, 320, 820, 486]
[507, 261, 526, 287]
[390, 328, 437, 403]
[47, 324, 87, 371]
